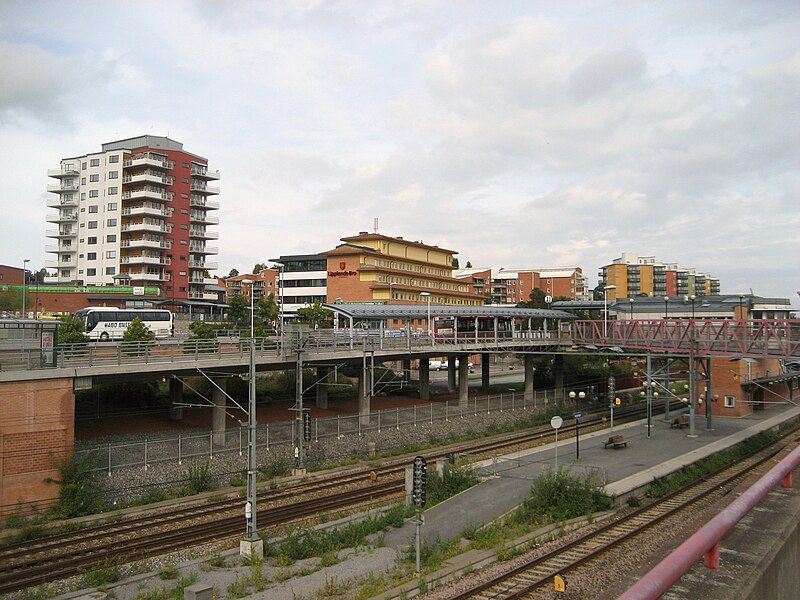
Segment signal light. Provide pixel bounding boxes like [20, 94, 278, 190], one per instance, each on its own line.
[412, 456, 427, 508]
[303, 412, 311, 442]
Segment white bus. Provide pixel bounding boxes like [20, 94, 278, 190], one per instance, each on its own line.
[75, 307, 174, 341]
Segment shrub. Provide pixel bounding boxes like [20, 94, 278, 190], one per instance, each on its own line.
[158, 564, 178, 580]
[48, 454, 107, 518]
[515, 467, 612, 524]
[184, 461, 215, 495]
[425, 463, 480, 508]
[83, 562, 121, 588]
[259, 452, 292, 480]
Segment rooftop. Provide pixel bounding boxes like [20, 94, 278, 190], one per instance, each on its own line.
[340, 232, 458, 255]
[324, 303, 577, 320]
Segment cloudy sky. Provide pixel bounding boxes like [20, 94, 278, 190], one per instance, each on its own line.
[1, 1, 798, 301]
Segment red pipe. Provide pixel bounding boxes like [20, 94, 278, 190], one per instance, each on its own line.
[619, 444, 800, 600]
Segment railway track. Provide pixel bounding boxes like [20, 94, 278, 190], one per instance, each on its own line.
[449, 432, 799, 600]
[0, 402, 655, 593]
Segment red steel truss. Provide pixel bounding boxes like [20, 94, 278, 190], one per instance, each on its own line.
[572, 319, 800, 359]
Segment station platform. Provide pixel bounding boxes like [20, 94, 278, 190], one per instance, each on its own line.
[384, 403, 800, 549]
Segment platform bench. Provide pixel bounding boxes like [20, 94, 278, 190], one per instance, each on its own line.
[604, 435, 628, 449]
[671, 416, 689, 429]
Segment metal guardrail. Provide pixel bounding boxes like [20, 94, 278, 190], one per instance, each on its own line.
[0, 330, 565, 373]
[76, 389, 575, 475]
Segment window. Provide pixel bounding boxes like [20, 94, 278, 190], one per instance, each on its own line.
[182, 178, 189, 184]
[81, 177, 86, 185]
[80, 207, 85, 213]
[90, 158, 100, 167]
[108, 187, 118, 195]
[79, 254, 84, 258]
[105, 267, 116, 275]
[181, 208, 188, 214]
[182, 162, 190, 168]
[107, 202, 117, 211]
[89, 174, 99, 182]
[109, 155, 119, 163]
[82, 162, 87, 170]
[106, 234, 116, 243]
[60, 270, 70, 277]
[89, 190, 99, 198]
[87, 252, 97, 260]
[106, 251, 116, 259]
[88, 221, 98, 229]
[180, 224, 188, 229]
[724, 396, 735, 408]
[81, 193, 86, 201]
[89, 205, 98, 213]
[107, 218, 117, 227]
[86, 268, 96, 276]
[87, 237, 97, 245]
[180, 240, 187, 245]
[108, 171, 118, 179]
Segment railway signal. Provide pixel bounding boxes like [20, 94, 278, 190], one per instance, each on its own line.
[303, 412, 311, 442]
[412, 456, 427, 574]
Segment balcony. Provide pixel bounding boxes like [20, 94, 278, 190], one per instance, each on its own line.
[47, 196, 79, 208]
[121, 255, 171, 266]
[47, 183, 79, 194]
[125, 272, 170, 282]
[122, 206, 171, 218]
[189, 228, 219, 239]
[48, 168, 80, 178]
[122, 222, 170, 234]
[122, 172, 174, 186]
[190, 196, 220, 210]
[46, 212, 78, 223]
[189, 291, 220, 301]
[43, 275, 61, 284]
[189, 243, 218, 254]
[190, 165, 220, 180]
[189, 276, 218, 285]
[189, 181, 220, 195]
[122, 188, 173, 202]
[189, 260, 218, 270]
[123, 154, 175, 170]
[122, 238, 172, 250]
[46, 228, 77, 238]
[189, 212, 219, 225]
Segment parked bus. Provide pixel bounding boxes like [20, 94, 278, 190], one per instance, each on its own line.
[75, 307, 173, 341]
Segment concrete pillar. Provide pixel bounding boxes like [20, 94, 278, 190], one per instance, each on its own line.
[169, 377, 183, 420]
[553, 354, 565, 401]
[524, 354, 535, 403]
[458, 356, 469, 407]
[402, 358, 411, 383]
[419, 356, 430, 401]
[212, 377, 227, 446]
[316, 366, 330, 409]
[481, 353, 490, 390]
[447, 355, 457, 392]
[358, 372, 370, 425]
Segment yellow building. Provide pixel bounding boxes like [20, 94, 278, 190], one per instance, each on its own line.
[323, 232, 486, 305]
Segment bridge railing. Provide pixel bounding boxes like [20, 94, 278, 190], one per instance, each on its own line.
[573, 319, 800, 358]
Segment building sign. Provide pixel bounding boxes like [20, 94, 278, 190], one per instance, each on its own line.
[327, 270, 358, 278]
[133, 286, 145, 296]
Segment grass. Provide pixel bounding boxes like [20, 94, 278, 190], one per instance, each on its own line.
[158, 564, 178, 580]
[83, 562, 122, 588]
[425, 463, 481, 508]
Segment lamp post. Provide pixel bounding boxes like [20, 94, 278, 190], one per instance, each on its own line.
[420, 292, 432, 343]
[568, 390, 586, 459]
[664, 296, 669, 319]
[690, 294, 696, 320]
[603, 284, 617, 337]
[272, 262, 285, 351]
[629, 297, 634, 319]
[640, 380, 658, 438]
[21, 259, 30, 319]
[242, 279, 255, 338]
[241, 320, 261, 557]
[738, 293, 745, 320]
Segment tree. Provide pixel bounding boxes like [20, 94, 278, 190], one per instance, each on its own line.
[185, 320, 219, 353]
[256, 292, 279, 327]
[465, 261, 473, 268]
[122, 317, 155, 343]
[517, 287, 548, 309]
[296, 301, 332, 329]
[252, 263, 265, 274]
[31, 268, 48, 284]
[56, 314, 88, 346]
[451, 258, 459, 268]
[227, 268, 239, 278]
[227, 293, 248, 326]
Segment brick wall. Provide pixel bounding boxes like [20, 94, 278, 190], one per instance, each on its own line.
[0, 378, 75, 515]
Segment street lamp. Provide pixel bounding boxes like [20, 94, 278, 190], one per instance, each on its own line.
[603, 285, 617, 337]
[568, 390, 586, 459]
[21, 259, 30, 319]
[689, 294, 696, 320]
[420, 292, 432, 342]
[663, 296, 669, 319]
[640, 381, 658, 438]
[272, 262, 285, 351]
[241, 279, 255, 338]
[629, 297, 634, 319]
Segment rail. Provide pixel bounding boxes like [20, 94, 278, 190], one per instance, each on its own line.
[619, 443, 800, 600]
[573, 318, 800, 359]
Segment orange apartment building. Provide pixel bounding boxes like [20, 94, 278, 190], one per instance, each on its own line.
[323, 232, 486, 307]
[488, 267, 587, 304]
[219, 269, 278, 303]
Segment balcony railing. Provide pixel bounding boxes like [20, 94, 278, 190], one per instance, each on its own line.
[121, 239, 172, 249]
[189, 182, 220, 195]
[123, 154, 175, 170]
[190, 196, 220, 209]
[47, 183, 79, 193]
[47, 168, 80, 178]
[189, 260, 218, 270]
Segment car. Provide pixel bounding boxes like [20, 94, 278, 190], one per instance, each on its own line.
[429, 360, 444, 371]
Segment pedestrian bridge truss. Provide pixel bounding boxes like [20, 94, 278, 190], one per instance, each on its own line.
[573, 319, 800, 359]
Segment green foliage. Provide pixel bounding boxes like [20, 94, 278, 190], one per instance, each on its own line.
[626, 495, 642, 508]
[227, 268, 239, 278]
[48, 454, 107, 518]
[83, 562, 121, 588]
[184, 320, 219, 353]
[227, 293, 248, 326]
[264, 503, 407, 561]
[517, 467, 612, 523]
[252, 263, 265, 274]
[184, 461, 216, 495]
[295, 301, 332, 329]
[320, 551, 340, 567]
[122, 317, 156, 343]
[256, 292, 279, 327]
[259, 452, 292, 480]
[158, 564, 178, 580]
[57, 313, 88, 345]
[425, 463, 480, 508]
[226, 574, 251, 599]
[518, 287, 548, 309]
